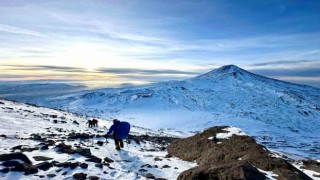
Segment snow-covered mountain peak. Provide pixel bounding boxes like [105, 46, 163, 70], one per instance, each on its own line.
[194, 64, 250, 80]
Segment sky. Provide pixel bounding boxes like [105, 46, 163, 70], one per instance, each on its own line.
[0, 0, 319, 88]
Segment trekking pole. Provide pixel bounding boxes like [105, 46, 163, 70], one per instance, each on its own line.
[126, 138, 129, 149]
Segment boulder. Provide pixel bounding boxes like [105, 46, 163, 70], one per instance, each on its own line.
[34, 162, 53, 171]
[73, 173, 87, 180]
[0, 152, 32, 164]
[145, 173, 155, 179]
[0, 134, 6, 138]
[75, 148, 91, 157]
[47, 174, 56, 177]
[68, 133, 93, 139]
[33, 156, 53, 161]
[95, 163, 103, 168]
[178, 161, 265, 180]
[88, 176, 100, 180]
[56, 162, 79, 169]
[104, 157, 114, 163]
[97, 141, 104, 146]
[0, 168, 9, 173]
[302, 160, 320, 173]
[79, 163, 88, 169]
[1, 160, 21, 167]
[86, 156, 102, 163]
[23, 164, 38, 175]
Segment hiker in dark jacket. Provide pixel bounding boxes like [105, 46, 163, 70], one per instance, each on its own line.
[106, 119, 124, 150]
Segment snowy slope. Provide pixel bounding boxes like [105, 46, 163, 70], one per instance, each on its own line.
[12, 65, 320, 159]
[0, 99, 196, 179]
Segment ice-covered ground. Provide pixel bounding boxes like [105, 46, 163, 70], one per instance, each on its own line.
[0, 100, 196, 179]
[1, 99, 319, 179]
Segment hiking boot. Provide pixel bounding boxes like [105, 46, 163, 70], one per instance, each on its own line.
[115, 147, 121, 150]
[120, 141, 124, 148]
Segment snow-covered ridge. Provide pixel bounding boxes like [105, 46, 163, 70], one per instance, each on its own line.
[0, 99, 197, 179]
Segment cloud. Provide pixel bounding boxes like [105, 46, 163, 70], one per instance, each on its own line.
[2, 65, 88, 73]
[0, 24, 44, 37]
[2, 64, 198, 76]
[97, 68, 198, 75]
[249, 60, 314, 67]
[251, 67, 320, 77]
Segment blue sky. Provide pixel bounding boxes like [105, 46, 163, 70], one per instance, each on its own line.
[0, 0, 319, 87]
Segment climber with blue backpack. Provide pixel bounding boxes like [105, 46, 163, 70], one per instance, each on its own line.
[105, 119, 131, 150]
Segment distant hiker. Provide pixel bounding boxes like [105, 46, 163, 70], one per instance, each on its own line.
[106, 119, 131, 150]
[92, 118, 98, 127]
[86, 118, 99, 128]
[86, 120, 92, 128]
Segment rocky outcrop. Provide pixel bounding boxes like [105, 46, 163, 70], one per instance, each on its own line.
[0, 152, 32, 164]
[167, 126, 311, 180]
[178, 161, 266, 180]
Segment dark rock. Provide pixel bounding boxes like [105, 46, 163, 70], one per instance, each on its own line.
[73, 121, 79, 125]
[73, 172, 87, 180]
[50, 160, 59, 166]
[1, 160, 21, 167]
[155, 178, 167, 180]
[47, 174, 56, 177]
[75, 148, 91, 157]
[56, 162, 79, 169]
[104, 157, 114, 163]
[0, 168, 10, 173]
[56, 169, 62, 172]
[79, 163, 88, 169]
[11, 145, 24, 151]
[39, 175, 45, 178]
[145, 173, 155, 179]
[88, 176, 100, 180]
[86, 156, 102, 163]
[302, 160, 320, 173]
[103, 171, 108, 174]
[34, 162, 53, 171]
[95, 163, 103, 168]
[97, 141, 104, 146]
[30, 134, 42, 141]
[53, 120, 58, 123]
[55, 143, 75, 154]
[10, 163, 25, 172]
[33, 156, 53, 161]
[62, 171, 67, 175]
[21, 146, 39, 152]
[162, 165, 170, 168]
[23, 164, 38, 175]
[49, 115, 58, 118]
[40, 145, 49, 150]
[0, 152, 32, 164]
[68, 133, 93, 140]
[178, 161, 266, 180]
[154, 157, 163, 161]
[141, 164, 152, 168]
[0, 134, 6, 138]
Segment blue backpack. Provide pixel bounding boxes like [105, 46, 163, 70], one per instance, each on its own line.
[115, 121, 131, 139]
